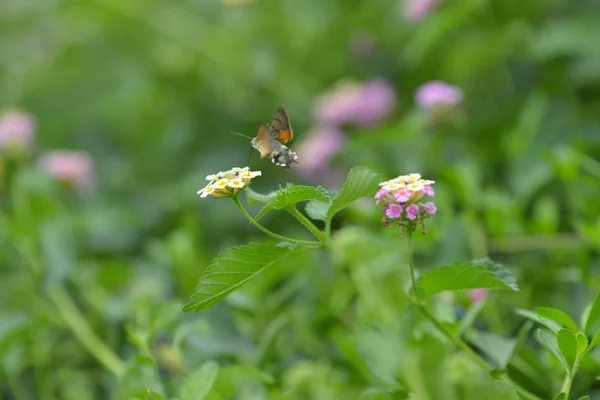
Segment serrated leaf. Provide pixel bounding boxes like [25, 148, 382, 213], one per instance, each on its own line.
[182, 244, 298, 312]
[557, 329, 577, 373]
[256, 186, 329, 220]
[245, 187, 276, 205]
[583, 292, 600, 334]
[179, 361, 219, 400]
[305, 199, 331, 222]
[535, 307, 579, 332]
[553, 393, 565, 400]
[418, 259, 519, 295]
[327, 166, 382, 220]
[537, 329, 570, 373]
[576, 332, 588, 358]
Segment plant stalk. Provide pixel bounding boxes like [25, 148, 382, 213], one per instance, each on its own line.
[49, 285, 126, 377]
[286, 206, 327, 244]
[232, 195, 321, 247]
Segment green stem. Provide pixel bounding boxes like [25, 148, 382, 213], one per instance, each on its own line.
[232, 196, 321, 247]
[406, 229, 421, 304]
[49, 285, 126, 377]
[560, 361, 579, 400]
[286, 206, 327, 244]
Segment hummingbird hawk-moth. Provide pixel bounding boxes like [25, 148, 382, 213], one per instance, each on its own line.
[231, 106, 298, 170]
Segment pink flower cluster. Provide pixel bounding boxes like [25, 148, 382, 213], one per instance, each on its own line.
[314, 79, 397, 128]
[39, 151, 94, 190]
[297, 79, 397, 184]
[402, 0, 443, 22]
[0, 111, 36, 151]
[415, 81, 463, 109]
[0, 108, 94, 190]
[375, 173, 437, 233]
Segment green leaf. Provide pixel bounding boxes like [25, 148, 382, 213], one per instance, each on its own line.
[553, 394, 565, 400]
[516, 309, 562, 332]
[305, 199, 331, 222]
[245, 187, 276, 205]
[535, 307, 579, 332]
[255, 185, 329, 220]
[588, 330, 600, 352]
[40, 216, 78, 289]
[537, 329, 570, 373]
[182, 243, 298, 312]
[255, 316, 287, 367]
[327, 166, 382, 220]
[147, 390, 165, 400]
[576, 332, 588, 358]
[557, 329, 577, 373]
[470, 331, 517, 369]
[578, 396, 590, 400]
[180, 360, 219, 400]
[583, 292, 600, 334]
[418, 259, 519, 295]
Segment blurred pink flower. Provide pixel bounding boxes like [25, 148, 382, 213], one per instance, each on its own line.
[469, 288, 489, 304]
[415, 81, 463, 109]
[0, 110, 36, 150]
[423, 201, 437, 215]
[295, 127, 346, 177]
[314, 79, 396, 128]
[403, 0, 443, 21]
[39, 151, 94, 189]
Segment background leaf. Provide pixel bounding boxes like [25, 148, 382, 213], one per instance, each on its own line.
[326, 166, 382, 220]
[583, 292, 600, 334]
[182, 244, 299, 312]
[305, 199, 331, 222]
[537, 329, 570, 374]
[553, 394, 565, 400]
[418, 259, 519, 295]
[180, 361, 219, 400]
[535, 307, 579, 332]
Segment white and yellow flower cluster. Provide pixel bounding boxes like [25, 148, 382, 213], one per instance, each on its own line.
[197, 167, 261, 199]
[378, 173, 435, 193]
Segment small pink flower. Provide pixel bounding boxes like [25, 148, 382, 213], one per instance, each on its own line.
[375, 188, 388, 204]
[423, 202, 437, 215]
[402, 0, 443, 22]
[415, 81, 463, 109]
[39, 151, 94, 190]
[469, 289, 489, 304]
[296, 127, 346, 177]
[0, 110, 36, 150]
[385, 204, 403, 219]
[394, 189, 412, 203]
[422, 185, 434, 196]
[406, 204, 419, 220]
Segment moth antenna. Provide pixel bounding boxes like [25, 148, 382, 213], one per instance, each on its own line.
[230, 130, 253, 140]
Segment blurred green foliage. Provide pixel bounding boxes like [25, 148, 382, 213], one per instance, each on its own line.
[2, 0, 600, 399]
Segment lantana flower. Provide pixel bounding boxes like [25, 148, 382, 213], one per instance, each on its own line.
[197, 166, 261, 199]
[375, 172, 436, 234]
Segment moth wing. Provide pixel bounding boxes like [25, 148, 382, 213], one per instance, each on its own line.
[254, 122, 273, 158]
[269, 106, 294, 143]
